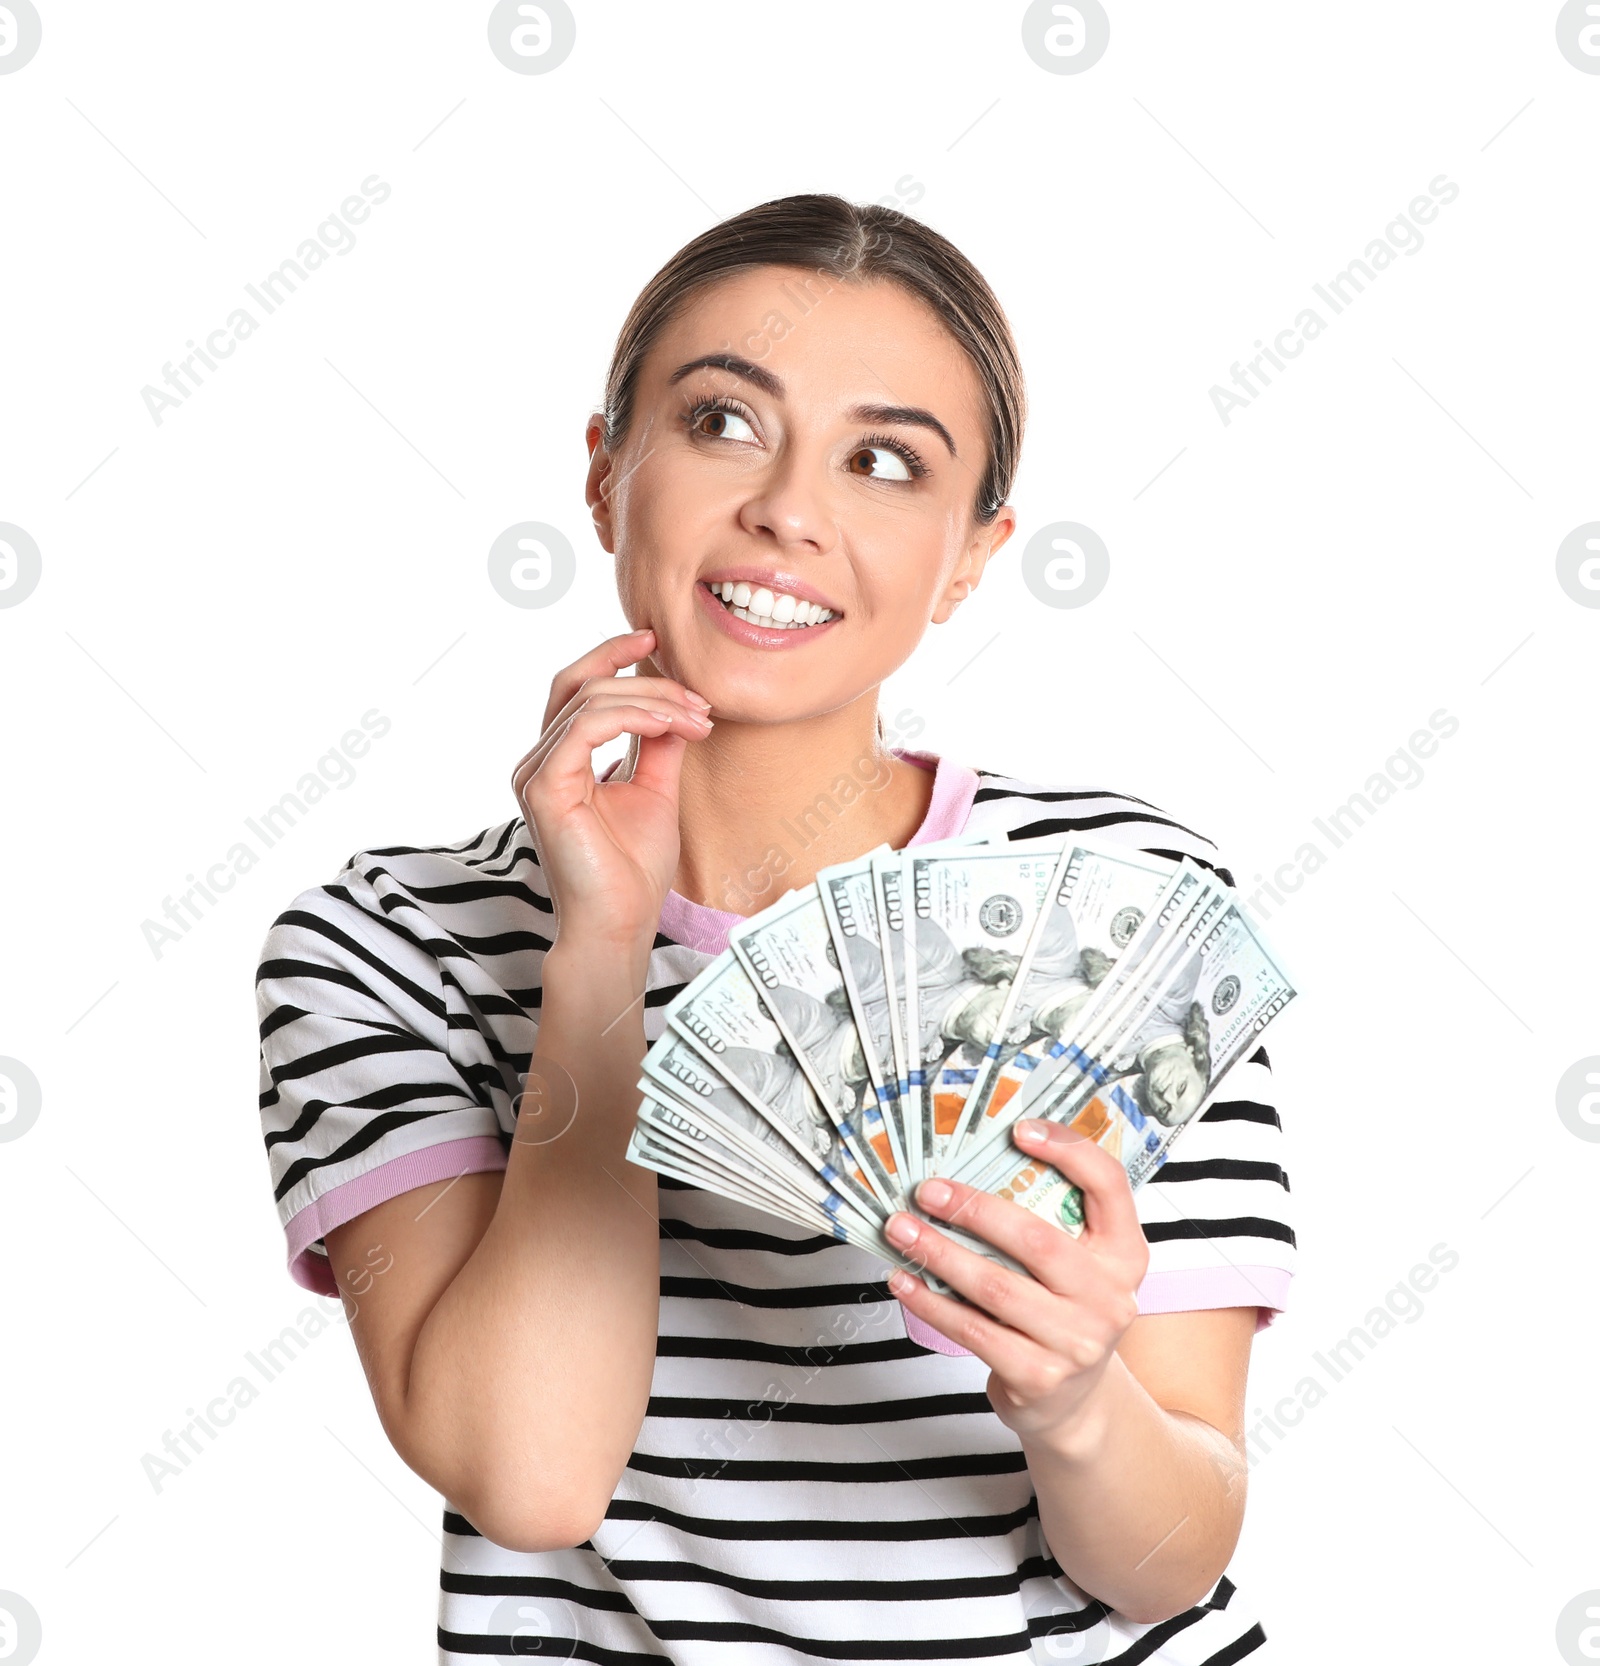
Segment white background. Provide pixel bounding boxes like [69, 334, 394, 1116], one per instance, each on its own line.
[1, 3, 1596, 1661]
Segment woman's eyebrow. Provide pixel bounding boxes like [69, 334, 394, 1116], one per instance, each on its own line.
[666, 352, 958, 457]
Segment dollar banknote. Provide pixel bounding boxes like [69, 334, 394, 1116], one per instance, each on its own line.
[946, 895, 1297, 1247]
[871, 848, 916, 1173]
[625, 823, 1300, 1302]
[938, 874, 1234, 1226]
[730, 884, 911, 1209]
[943, 840, 1181, 1162]
[901, 842, 1067, 1176]
[816, 847, 904, 1181]
[635, 1089, 855, 1230]
[640, 1029, 882, 1227]
[629, 1098, 910, 1266]
[944, 861, 1215, 1177]
[662, 951, 887, 1221]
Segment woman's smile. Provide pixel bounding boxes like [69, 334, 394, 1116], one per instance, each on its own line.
[693, 575, 843, 649]
[701, 567, 841, 624]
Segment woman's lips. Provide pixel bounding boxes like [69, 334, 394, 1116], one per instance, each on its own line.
[694, 580, 840, 649]
[700, 571, 840, 615]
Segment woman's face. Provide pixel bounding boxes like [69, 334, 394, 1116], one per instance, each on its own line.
[586, 264, 1016, 721]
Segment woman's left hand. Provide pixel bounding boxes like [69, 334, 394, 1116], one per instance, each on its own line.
[884, 1119, 1150, 1443]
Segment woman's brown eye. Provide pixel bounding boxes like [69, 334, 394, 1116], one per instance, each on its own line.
[694, 406, 756, 443]
[850, 445, 913, 481]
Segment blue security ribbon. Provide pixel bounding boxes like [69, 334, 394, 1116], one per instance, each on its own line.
[1108, 1081, 1144, 1129]
[1064, 1043, 1109, 1085]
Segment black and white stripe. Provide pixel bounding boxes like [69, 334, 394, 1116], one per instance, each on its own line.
[256, 768, 1294, 1662]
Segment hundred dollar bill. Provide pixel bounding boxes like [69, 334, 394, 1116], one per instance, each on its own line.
[950, 862, 1221, 1176]
[949, 896, 1298, 1245]
[1102, 894, 1295, 1190]
[662, 955, 886, 1221]
[944, 840, 1179, 1161]
[640, 1030, 882, 1226]
[730, 885, 910, 1210]
[939, 873, 1233, 1238]
[634, 1090, 854, 1229]
[816, 847, 905, 1179]
[631, 1123, 811, 1221]
[627, 1105, 902, 1261]
[634, 1080, 887, 1243]
[871, 848, 916, 1174]
[870, 833, 1000, 1178]
[629, 1112, 926, 1273]
[1031, 877, 1234, 1133]
[903, 842, 1066, 1175]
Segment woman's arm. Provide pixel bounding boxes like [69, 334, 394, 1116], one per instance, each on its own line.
[1014, 1307, 1253, 1623]
[325, 942, 663, 1553]
[884, 1120, 1256, 1625]
[323, 628, 714, 1551]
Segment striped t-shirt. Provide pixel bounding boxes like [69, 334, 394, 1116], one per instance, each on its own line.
[255, 746, 1295, 1663]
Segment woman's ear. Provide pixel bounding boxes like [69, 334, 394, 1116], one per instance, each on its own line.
[585, 413, 617, 553]
[931, 507, 1017, 625]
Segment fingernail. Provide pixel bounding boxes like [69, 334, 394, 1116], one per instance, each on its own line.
[888, 1270, 916, 1296]
[1015, 1119, 1046, 1144]
[684, 689, 712, 708]
[918, 1178, 952, 1208]
[885, 1214, 919, 1247]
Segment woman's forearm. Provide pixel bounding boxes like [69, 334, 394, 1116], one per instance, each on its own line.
[1022, 1353, 1247, 1625]
[405, 939, 661, 1550]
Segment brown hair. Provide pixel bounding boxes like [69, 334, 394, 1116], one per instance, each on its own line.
[599, 193, 1026, 527]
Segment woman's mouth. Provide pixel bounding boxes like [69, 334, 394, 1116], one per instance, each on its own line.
[704, 579, 838, 630]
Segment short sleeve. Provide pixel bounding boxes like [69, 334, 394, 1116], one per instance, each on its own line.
[1132, 1039, 1295, 1334]
[255, 871, 510, 1295]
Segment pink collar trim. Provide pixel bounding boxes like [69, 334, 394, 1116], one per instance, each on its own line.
[602, 746, 978, 955]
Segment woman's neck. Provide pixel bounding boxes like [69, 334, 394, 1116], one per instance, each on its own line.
[663, 706, 935, 916]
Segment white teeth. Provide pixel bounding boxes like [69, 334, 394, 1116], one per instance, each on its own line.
[709, 580, 837, 628]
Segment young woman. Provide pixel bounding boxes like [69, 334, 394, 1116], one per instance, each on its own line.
[256, 194, 1295, 1663]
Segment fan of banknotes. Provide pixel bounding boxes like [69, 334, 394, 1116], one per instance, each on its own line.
[625, 830, 1298, 1284]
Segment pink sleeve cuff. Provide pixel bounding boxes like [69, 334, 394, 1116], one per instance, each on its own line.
[903, 1264, 1293, 1356]
[282, 1135, 510, 1294]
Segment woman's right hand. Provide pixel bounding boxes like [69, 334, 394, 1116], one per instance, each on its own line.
[511, 627, 714, 960]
